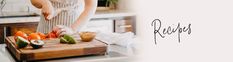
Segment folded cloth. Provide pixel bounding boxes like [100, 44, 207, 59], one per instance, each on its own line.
[96, 32, 135, 47]
[96, 32, 136, 56]
[95, 32, 136, 55]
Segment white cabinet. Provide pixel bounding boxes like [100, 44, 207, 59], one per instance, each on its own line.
[81, 11, 136, 34]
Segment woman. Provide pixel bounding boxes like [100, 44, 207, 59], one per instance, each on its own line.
[30, 0, 97, 36]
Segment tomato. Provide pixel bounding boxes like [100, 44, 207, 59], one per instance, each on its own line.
[48, 32, 57, 38]
[14, 31, 28, 41]
[28, 33, 41, 41]
[46, 32, 57, 38]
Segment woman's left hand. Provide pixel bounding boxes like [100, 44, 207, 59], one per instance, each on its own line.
[52, 25, 75, 37]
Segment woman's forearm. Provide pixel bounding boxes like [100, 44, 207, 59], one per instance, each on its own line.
[30, 0, 52, 9]
[71, 0, 98, 32]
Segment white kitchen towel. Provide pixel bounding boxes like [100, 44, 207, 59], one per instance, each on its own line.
[95, 32, 136, 56]
[95, 32, 135, 47]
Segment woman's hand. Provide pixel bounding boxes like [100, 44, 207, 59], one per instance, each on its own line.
[30, 0, 55, 20]
[42, 3, 55, 21]
[52, 25, 75, 37]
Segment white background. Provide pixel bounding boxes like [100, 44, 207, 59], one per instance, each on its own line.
[126, 0, 233, 62]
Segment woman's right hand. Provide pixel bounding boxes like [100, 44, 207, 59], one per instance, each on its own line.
[42, 2, 54, 21]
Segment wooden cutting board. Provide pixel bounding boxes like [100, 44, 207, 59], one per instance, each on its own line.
[5, 36, 107, 61]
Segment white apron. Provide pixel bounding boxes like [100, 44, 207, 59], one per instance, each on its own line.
[37, 0, 84, 33]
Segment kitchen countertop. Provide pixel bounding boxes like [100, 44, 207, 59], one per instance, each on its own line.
[0, 44, 134, 62]
[0, 11, 135, 24]
[0, 17, 40, 24]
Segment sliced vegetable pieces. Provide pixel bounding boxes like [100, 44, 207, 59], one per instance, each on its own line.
[60, 34, 76, 44]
